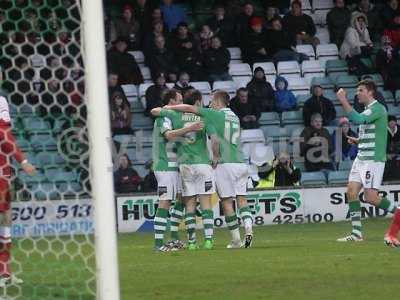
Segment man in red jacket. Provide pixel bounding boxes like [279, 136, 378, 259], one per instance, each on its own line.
[0, 95, 36, 287]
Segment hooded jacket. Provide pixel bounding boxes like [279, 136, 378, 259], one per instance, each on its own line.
[302, 88, 336, 126]
[246, 67, 275, 112]
[340, 12, 372, 59]
[274, 76, 297, 112]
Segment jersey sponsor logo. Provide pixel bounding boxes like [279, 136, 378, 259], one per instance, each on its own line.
[158, 186, 167, 196]
[205, 181, 213, 192]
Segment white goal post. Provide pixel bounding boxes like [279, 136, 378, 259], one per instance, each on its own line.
[82, 0, 120, 299]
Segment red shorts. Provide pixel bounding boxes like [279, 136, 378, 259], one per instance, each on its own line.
[0, 178, 11, 212]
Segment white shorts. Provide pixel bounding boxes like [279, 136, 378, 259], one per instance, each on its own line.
[179, 164, 215, 197]
[154, 171, 181, 201]
[215, 163, 248, 198]
[348, 158, 385, 190]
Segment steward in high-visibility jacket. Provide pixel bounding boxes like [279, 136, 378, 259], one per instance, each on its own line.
[255, 157, 301, 189]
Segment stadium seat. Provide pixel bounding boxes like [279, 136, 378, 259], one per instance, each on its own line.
[315, 27, 330, 44]
[250, 143, 274, 166]
[296, 94, 310, 107]
[227, 47, 242, 61]
[266, 75, 277, 85]
[128, 51, 145, 65]
[338, 160, 353, 171]
[334, 74, 358, 88]
[328, 170, 350, 185]
[138, 82, 154, 108]
[127, 146, 152, 163]
[121, 84, 138, 98]
[31, 182, 60, 200]
[311, 76, 334, 89]
[36, 152, 65, 168]
[131, 115, 153, 129]
[386, 104, 400, 117]
[364, 74, 384, 87]
[286, 76, 310, 95]
[379, 90, 394, 104]
[133, 163, 147, 178]
[131, 100, 145, 113]
[30, 134, 58, 151]
[233, 76, 252, 88]
[241, 129, 266, 143]
[301, 60, 324, 76]
[296, 45, 316, 60]
[261, 125, 289, 142]
[277, 61, 301, 76]
[229, 63, 252, 77]
[259, 112, 280, 126]
[213, 81, 237, 94]
[22, 117, 50, 133]
[16, 137, 32, 152]
[316, 44, 339, 60]
[312, 0, 333, 25]
[140, 66, 152, 83]
[326, 59, 348, 74]
[191, 81, 211, 94]
[253, 62, 276, 75]
[281, 110, 303, 125]
[396, 90, 400, 105]
[202, 94, 212, 106]
[300, 171, 327, 186]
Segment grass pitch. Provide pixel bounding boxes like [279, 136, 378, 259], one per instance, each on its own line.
[119, 218, 399, 300]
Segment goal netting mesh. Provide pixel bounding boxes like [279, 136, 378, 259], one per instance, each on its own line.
[0, 0, 96, 298]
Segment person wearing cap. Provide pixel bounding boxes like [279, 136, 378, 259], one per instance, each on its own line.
[282, 0, 319, 47]
[114, 4, 142, 51]
[303, 85, 336, 127]
[384, 115, 400, 180]
[160, 0, 187, 32]
[332, 117, 358, 162]
[241, 16, 269, 64]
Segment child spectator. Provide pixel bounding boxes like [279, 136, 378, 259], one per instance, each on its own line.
[274, 76, 297, 112]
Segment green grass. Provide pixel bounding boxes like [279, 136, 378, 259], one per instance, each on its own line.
[6, 218, 399, 299]
[119, 218, 400, 300]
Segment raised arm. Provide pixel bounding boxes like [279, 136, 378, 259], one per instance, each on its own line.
[164, 104, 199, 115]
[164, 122, 204, 141]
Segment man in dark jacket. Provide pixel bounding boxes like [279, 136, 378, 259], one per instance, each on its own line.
[246, 67, 275, 112]
[230, 87, 261, 129]
[114, 154, 142, 193]
[241, 16, 270, 64]
[107, 37, 144, 85]
[282, 0, 319, 46]
[144, 73, 169, 118]
[300, 113, 334, 172]
[173, 71, 194, 94]
[236, 2, 256, 44]
[326, 0, 351, 47]
[206, 3, 236, 47]
[303, 85, 336, 126]
[202, 36, 232, 82]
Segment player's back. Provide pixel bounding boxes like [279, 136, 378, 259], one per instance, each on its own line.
[199, 107, 245, 164]
[357, 101, 388, 162]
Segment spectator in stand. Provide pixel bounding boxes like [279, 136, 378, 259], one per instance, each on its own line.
[282, 0, 319, 47]
[108, 71, 125, 101]
[264, 7, 280, 28]
[169, 22, 203, 81]
[266, 16, 308, 63]
[147, 35, 178, 82]
[237, 2, 256, 44]
[383, 14, 400, 48]
[327, 0, 351, 47]
[376, 35, 395, 85]
[110, 91, 132, 136]
[114, 154, 142, 193]
[303, 85, 336, 127]
[134, 0, 152, 29]
[145, 72, 169, 118]
[143, 20, 167, 58]
[255, 152, 301, 188]
[332, 117, 358, 162]
[300, 113, 334, 172]
[353, 75, 388, 111]
[274, 76, 297, 112]
[173, 71, 194, 94]
[241, 16, 270, 64]
[142, 159, 158, 192]
[246, 67, 275, 112]
[381, 0, 400, 28]
[107, 37, 144, 85]
[262, 0, 291, 14]
[206, 3, 236, 47]
[340, 12, 373, 75]
[230, 87, 260, 129]
[104, 12, 117, 49]
[114, 4, 142, 51]
[160, 0, 187, 32]
[197, 24, 215, 52]
[384, 115, 400, 180]
[381, 45, 400, 92]
[354, 0, 383, 42]
[144, 7, 164, 32]
[202, 36, 232, 82]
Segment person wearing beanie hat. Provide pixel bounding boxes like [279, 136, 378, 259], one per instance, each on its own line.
[331, 116, 358, 162]
[303, 85, 336, 127]
[114, 3, 141, 51]
[241, 16, 269, 64]
[246, 66, 275, 112]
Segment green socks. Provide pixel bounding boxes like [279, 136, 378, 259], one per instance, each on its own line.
[154, 208, 168, 247]
[349, 201, 362, 238]
[170, 201, 185, 240]
[225, 214, 240, 242]
[202, 209, 214, 241]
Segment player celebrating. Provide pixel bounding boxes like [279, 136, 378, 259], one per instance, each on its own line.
[336, 80, 397, 242]
[152, 90, 203, 251]
[152, 90, 216, 250]
[0, 95, 36, 286]
[164, 90, 254, 248]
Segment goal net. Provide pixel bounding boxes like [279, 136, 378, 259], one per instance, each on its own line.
[0, 0, 110, 298]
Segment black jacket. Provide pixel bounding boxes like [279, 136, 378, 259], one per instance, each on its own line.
[206, 16, 236, 47]
[326, 6, 351, 46]
[282, 12, 316, 40]
[107, 48, 144, 85]
[202, 47, 231, 75]
[246, 77, 275, 112]
[260, 162, 301, 187]
[265, 28, 295, 56]
[303, 96, 336, 126]
[147, 47, 179, 80]
[145, 84, 169, 117]
[230, 96, 261, 128]
[114, 167, 142, 193]
[241, 29, 269, 64]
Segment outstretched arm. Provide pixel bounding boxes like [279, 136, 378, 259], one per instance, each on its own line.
[164, 104, 199, 115]
[164, 122, 204, 141]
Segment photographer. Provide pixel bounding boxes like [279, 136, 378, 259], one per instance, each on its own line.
[255, 152, 301, 189]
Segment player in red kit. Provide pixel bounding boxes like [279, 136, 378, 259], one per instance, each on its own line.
[0, 95, 36, 287]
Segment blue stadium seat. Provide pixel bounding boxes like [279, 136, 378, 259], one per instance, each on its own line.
[23, 117, 51, 133]
[259, 112, 280, 126]
[300, 171, 327, 186]
[131, 115, 153, 130]
[261, 125, 289, 142]
[328, 170, 350, 185]
[281, 110, 303, 125]
[325, 59, 348, 74]
[338, 160, 353, 171]
[296, 94, 311, 107]
[311, 77, 334, 89]
[30, 134, 58, 151]
[31, 182, 60, 200]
